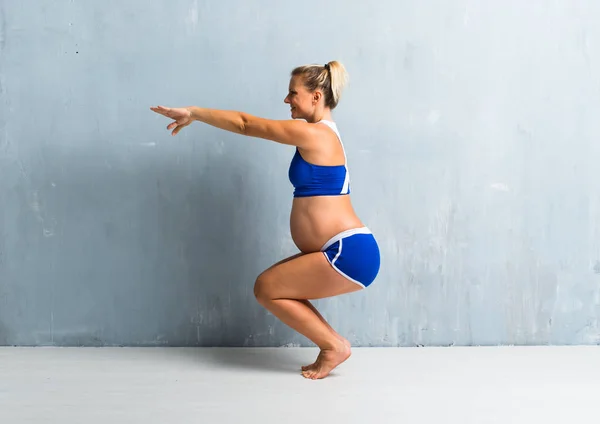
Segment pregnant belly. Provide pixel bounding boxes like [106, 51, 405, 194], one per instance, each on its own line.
[289, 196, 363, 253]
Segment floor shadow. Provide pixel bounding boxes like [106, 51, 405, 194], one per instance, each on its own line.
[169, 347, 319, 374]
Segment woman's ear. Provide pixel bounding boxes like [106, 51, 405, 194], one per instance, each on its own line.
[312, 91, 322, 105]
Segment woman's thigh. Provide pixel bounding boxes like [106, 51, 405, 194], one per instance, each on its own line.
[255, 252, 363, 301]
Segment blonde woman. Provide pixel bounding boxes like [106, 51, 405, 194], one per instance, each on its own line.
[151, 61, 380, 379]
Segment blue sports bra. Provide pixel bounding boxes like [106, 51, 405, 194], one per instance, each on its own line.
[288, 120, 350, 198]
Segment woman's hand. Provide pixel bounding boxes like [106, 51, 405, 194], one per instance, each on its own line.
[150, 105, 194, 136]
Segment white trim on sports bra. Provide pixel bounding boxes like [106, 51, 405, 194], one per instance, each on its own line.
[316, 120, 350, 194]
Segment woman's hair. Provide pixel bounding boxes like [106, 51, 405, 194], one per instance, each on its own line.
[291, 61, 349, 109]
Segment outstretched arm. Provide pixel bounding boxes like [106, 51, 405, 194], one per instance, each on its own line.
[150, 105, 319, 149]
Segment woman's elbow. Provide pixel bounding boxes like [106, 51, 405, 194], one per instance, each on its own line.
[239, 113, 252, 135]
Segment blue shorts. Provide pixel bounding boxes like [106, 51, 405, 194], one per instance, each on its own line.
[321, 227, 380, 288]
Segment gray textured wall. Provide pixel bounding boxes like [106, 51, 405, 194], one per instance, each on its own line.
[1, 0, 600, 347]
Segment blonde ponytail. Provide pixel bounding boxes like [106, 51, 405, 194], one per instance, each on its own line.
[325, 61, 349, 108]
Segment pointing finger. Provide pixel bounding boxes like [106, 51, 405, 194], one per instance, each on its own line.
[151, 105, 171, 116]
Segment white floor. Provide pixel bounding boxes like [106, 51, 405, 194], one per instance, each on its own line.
[1, 346, 599, 423]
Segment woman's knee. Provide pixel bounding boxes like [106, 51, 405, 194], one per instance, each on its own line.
[253, 271, 274, 302]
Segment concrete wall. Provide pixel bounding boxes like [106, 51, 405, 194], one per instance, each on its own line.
[1, 0, 600, 347]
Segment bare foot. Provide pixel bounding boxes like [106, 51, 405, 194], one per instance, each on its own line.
[301, 340, 351, 380]
[302, 337, 350, 372]
[301, 351, 322, 372]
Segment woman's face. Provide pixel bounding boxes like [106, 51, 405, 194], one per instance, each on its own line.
[284, 75, 317, 120]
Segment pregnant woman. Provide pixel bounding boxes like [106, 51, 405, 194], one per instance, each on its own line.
[151, 61, 380, 379]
